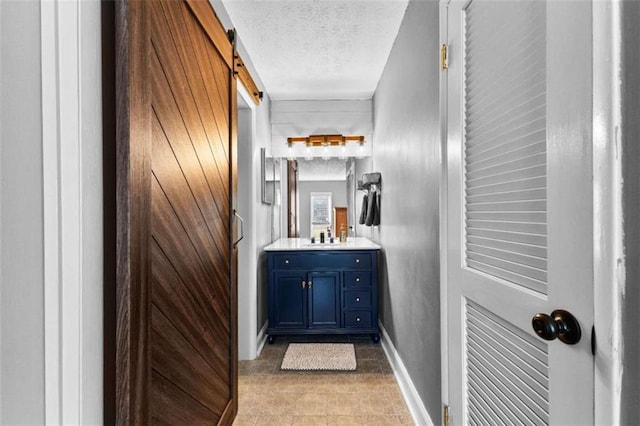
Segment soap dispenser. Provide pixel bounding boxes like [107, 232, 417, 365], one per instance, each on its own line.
[339, 224, 347, 242]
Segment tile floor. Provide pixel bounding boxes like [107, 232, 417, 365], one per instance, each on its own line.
[233, 335, 413, 426]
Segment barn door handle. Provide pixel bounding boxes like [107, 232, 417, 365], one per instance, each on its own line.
[531, 309, 581, 345]
[233, 210, 244, 246]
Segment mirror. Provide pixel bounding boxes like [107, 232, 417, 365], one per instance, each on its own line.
[261, 148, 280, 205]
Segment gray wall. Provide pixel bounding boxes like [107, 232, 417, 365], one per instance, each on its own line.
[0, 1, 45, 422]
[370, 0, 441, 421]
[213, 0, 274, 353]
[298, 181, 348, 239]
[621, 0, 640, 423]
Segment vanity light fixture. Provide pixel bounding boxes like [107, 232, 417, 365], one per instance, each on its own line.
[287, 135, 365, 148]
[287, 135, 366, 159]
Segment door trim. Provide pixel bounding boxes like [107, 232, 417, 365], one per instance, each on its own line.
[438, 3, 450, 424]
[592, 1, 625, 424]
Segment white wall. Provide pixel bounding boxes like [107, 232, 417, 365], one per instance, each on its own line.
[236, 88, 273, 360]
[370, 0, 441, 422]
[212, 0, 275, 359]
[0, 0, 103, 423]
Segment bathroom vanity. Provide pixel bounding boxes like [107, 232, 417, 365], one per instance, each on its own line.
[264, 238, 381, 343]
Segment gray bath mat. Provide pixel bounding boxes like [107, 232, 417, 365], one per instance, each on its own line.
[280, 343, 357, 371]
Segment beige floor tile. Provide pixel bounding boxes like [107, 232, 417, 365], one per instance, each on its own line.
[325, 415, 401, 425]
[238, 339, 409, 424]
[395, 413, 414, 425]
[255, 415, 294, 426]
[291, 415, 328, 426]
[232, 414, 258, 426]
[324, 393, 361, 416]
[358, 392, 397, 416]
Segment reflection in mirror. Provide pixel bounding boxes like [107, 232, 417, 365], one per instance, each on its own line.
[310, 192, 332, 238]
[261, 148, 280, 205]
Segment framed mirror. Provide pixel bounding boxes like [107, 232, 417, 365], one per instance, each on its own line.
[261, 148, 274, 205]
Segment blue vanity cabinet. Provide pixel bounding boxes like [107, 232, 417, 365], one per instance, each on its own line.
[267, 249, 380, 343]
[307, 271, 340, 329]
[272, 271, 307, 329]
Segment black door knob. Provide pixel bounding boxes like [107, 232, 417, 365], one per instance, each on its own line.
[531, 309, 581, 345]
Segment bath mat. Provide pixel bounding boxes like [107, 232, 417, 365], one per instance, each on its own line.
[280, 343, 357, 371]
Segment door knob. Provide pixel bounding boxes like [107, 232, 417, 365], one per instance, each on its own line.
[531, 309, 581, 344]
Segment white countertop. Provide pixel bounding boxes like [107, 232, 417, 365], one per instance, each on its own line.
[264, 237, 381, 252]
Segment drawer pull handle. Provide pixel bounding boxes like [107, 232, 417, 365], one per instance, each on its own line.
[284, 259, 289, 264]
[355, 258, 360, 263]
[356, 317, 361, 322]
[355, 277, 360, 282]
[356, 297, 360, 302]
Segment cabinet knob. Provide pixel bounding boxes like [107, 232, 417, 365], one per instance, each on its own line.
[355, 277, 360, 282]
[355, 258, 360, 263]
[301, 281, 306, 288]
[284, 259, 289, 264]
[356, 317, 361, 322]
[356, 297, 360, 302]
[308, 281, 312, 288]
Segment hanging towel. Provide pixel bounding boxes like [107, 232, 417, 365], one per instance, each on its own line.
[365, 189, 378, 226]
[359, 193, 368, 224]
[372, 190, 380, 226]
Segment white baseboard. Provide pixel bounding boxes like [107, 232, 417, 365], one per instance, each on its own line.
[379, 321, 434, 426]
[256, 321, 268, 357]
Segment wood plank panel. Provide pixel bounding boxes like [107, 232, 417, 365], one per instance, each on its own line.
[184, 0, 233, 69]
[117, 0, 237, 423]
[150, 176, 230, 336]
[151, 305, 229, 412]
[150, 0, 234, 420]
[153, 0, 232, 196]
[150, 126, 231, 306]
[151, 239, 229, 371]
[149, 38, 230, 229]
[151, 372, 218, 425]
[150, 57, 231, 291]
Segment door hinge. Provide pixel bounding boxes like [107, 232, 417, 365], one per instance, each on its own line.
[444, 405, 450, 426]
[441, 43, 448, 70]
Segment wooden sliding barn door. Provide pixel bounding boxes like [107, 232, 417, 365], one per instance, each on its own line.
[116, 0, 238, 424]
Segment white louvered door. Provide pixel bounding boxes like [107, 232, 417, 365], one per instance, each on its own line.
[445, 0, 594, 424]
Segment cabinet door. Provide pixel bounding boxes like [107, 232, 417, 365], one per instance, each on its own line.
[273, 271, 307, 328]
[307, 272, 340, 328]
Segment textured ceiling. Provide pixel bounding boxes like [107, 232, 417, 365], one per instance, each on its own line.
[221, 0, 410, 100]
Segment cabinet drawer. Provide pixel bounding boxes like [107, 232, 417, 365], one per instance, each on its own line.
[344, 310, 372, 328]
[344, 271, 371, 288]
[344, 291, 371, 309]
[272, 254, 302, 269]
[272, 252, 372, 270]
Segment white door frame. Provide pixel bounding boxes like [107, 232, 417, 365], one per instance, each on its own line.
[41, 0, 103, 423]
[438, 2, 450, 425]
[237, 81, 259, 360]
[439, 1, 626, 424]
